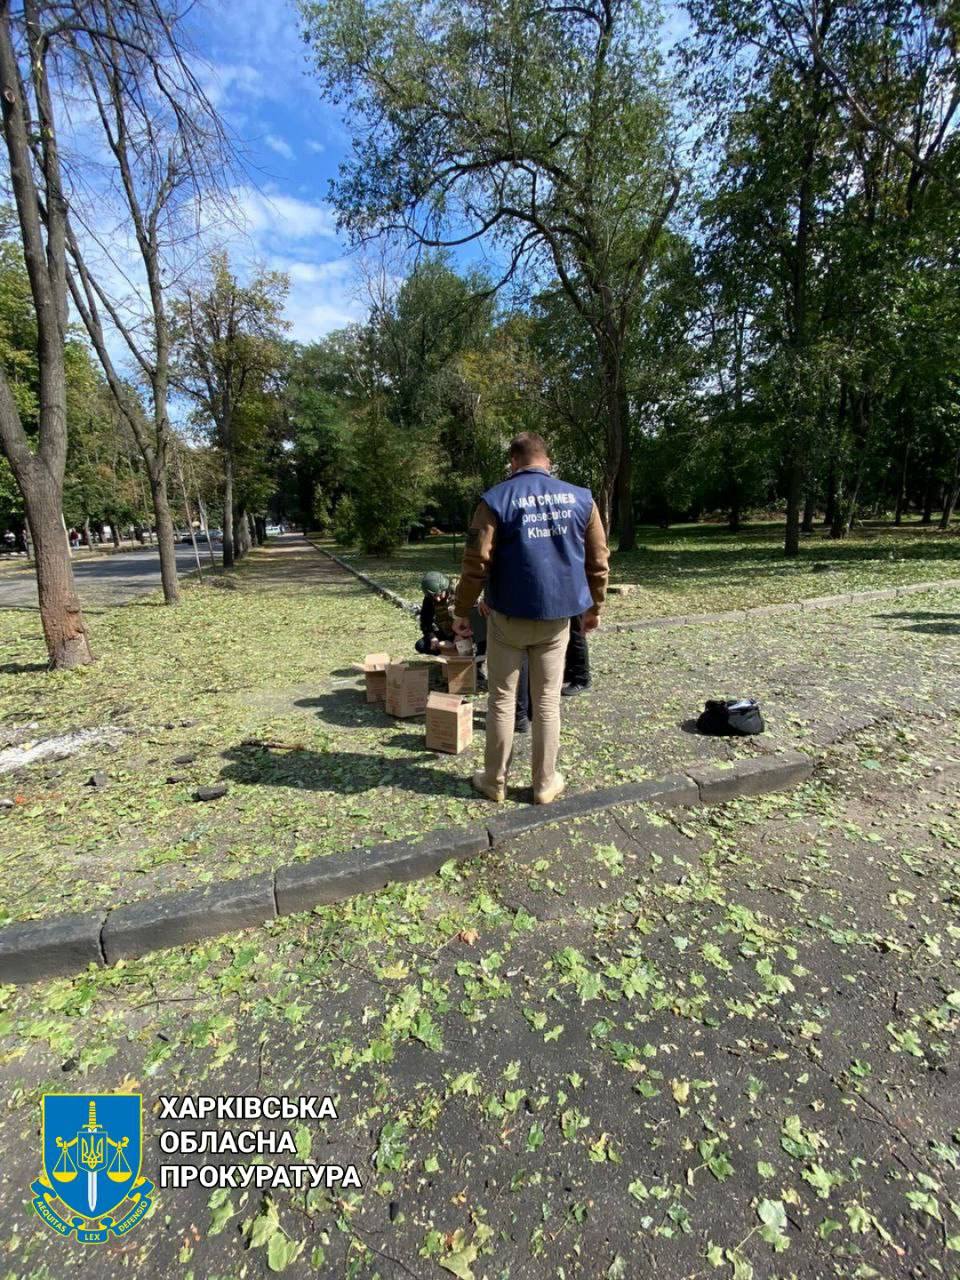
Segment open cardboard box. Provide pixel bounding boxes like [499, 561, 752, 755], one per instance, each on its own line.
[425, 691, 474, 753]
[385, 661, 431, 718]
[438, 655, 477, 695]
[355, 652, 391, 703]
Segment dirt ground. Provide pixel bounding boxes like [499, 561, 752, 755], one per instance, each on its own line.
[1, 711, 958, 1279]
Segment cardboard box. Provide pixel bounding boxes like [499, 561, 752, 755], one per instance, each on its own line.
[440, 656, 477, 695]
[356, 652, 391, 703]
[425, 692, 474, 753]
[385, 661, 430, 718]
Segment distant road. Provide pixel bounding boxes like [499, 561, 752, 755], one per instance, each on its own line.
[0, 542, 211, 608]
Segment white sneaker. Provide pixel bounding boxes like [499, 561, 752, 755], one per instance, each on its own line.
[534, 772, 565, 805]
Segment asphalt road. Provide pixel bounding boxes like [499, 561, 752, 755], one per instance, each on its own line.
[0, 542, 213, 608]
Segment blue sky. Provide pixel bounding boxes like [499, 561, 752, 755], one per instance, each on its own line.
[186, 0, 690, 346]
[190, 0, 363, 342]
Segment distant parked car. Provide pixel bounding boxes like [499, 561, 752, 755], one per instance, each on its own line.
[265, 524, 283, 536]
[181, 527, 223, 544]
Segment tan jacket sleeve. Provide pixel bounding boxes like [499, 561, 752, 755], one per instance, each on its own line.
[584, 501, 610, 612]
[453, 500, 497, 616]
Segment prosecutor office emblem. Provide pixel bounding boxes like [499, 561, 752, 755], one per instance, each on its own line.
[33, 1094, 154, 1243]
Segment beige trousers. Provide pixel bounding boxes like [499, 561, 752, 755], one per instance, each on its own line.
[483, 610, 570, 795]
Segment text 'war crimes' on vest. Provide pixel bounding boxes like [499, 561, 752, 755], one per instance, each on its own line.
[519, 496, 576, 539]
[511, 490, 579, 509]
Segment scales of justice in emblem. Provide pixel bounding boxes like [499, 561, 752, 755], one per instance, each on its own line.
[51, 1099, 133, 1214]
[33, 1093, 153, 1242]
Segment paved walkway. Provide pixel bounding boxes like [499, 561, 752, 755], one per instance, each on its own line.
[0, 542, 205, 608]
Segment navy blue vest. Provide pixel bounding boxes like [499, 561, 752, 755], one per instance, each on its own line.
[481, 467, 595, 620]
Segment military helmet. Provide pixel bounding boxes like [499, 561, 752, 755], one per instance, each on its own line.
[421, 571, 451, 596]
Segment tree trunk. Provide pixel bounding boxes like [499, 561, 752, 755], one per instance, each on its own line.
[829, 475, 846, 538]
[784, 455, 803, 557]
[725, 429, 742, 532]
[727, 493, 741, 532]
[615, 436, 635, 552]
[110, 518, 120, 549]
[940, 448, 960, 530]
[24, 480, 93, 667]
[596, 480, 614, 537]
[921, 469, 936, 525]
[801, 492, 816, 534]
[843, 472, 863, 537]
[82, 517, 92, 547]
[222, 447, 235, 568]
[613, 377, 635, 552]
[236, 507, 251, 558]
[894, 440, 910, 525]
[148, 462, 179, 603]
[823, 466, 836, 528]
[596, 319, 628, 547]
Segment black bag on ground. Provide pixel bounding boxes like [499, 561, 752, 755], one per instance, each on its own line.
[696, 698, 764, 736]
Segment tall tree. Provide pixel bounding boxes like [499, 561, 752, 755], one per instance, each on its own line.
[171, 255, 289, 567]
[0, 14, 92, 665]
[686, 0, 845, 554]
[63, 0, 232, 604]
[300, 0, 680, 548]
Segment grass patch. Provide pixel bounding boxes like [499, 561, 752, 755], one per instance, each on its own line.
[327, 519, 960, 618]
[1, 536, 957, 926]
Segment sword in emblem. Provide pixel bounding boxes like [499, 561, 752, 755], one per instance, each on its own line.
[78, 1100, 106, 1215]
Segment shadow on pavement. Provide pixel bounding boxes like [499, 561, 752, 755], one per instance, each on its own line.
[877, 609, 960, 636]
[294, 691, 389, 728]
[219, 740, 468, 798]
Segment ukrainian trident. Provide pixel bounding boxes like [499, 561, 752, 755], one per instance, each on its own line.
[33, 1095, 154, 1243]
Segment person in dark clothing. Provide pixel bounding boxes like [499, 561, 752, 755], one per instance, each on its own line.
[562, 612, 590, 695]
[415, 571, 456, 653]
[515, 616, 590, 730]
[416, 571, 488, 679]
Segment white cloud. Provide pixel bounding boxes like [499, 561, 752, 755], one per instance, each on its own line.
[264, 133, 295, 161]
[211, 197, 363, 342]
[233, 186, 339, 243]
[266, 256, 364, 341]
[280, 258, 352, 285]
[201, 60, 266, 107]
[285, 297, 365, 342]
[306, 139, 325, 154]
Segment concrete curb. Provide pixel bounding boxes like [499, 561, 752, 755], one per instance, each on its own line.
[306, 538, 414, 613]
[0, 750, 812, 986]
[305, 541, 960, 632]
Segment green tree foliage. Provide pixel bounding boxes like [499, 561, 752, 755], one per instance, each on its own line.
[682, 0, 960, 546]
[281, 332, 359, 530]
[300, 0, 680, 549]
[349, 399, 433, 554]
[0, 216, 148, 543]
[171, 254, 289, 564]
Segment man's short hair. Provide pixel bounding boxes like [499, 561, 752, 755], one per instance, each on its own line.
[509, 432, 550, 466]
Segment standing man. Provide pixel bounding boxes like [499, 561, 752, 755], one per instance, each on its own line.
[452, 433, 609, 805]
